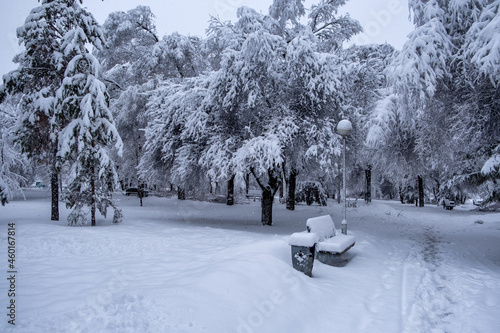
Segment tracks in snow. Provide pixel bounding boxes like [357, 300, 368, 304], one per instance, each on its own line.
[361, 221, 459, 333]
[402, 225, 458, 333]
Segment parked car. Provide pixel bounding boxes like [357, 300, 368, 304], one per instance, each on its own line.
[125, 188, 149, 197]
[441, 198, 455, 210]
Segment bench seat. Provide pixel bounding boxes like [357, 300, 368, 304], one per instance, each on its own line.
[316, 233, 356, 255]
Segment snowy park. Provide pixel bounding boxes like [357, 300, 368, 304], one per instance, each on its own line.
[1, 190, 499, 332]
[1, 0, 500, 332]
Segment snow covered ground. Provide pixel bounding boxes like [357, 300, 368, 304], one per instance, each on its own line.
[1, 190, 499, 332]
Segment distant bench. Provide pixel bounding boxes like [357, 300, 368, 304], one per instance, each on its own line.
[289, 215, 356, 276]
[245, 190, 262, 201]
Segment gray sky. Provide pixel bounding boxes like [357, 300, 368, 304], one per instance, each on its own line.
[0, 0, 413, 83]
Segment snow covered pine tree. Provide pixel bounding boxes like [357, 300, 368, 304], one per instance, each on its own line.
[55, 2, 123, 226]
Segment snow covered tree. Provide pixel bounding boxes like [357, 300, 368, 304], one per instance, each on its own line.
[50, 2, 123, 226]
[150, 32, 202, 79]
[97, 7, 208, 193]
[368, 0, 500, 205]
[0, 0, 73, 219]
[56, 51, 123, 226]
[140, 76, 210, 196]
[97, 6, 159, 82]
[95, 7, 160, 191]
[139, 1, 363, 224]
[342, 43, 395, 204]
[0, 96, 30, 205]
[0, 0, 124, 218]
[308, 0, 362, 52]
[110, 84, 149, 189]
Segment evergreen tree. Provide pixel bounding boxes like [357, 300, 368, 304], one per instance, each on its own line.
[0, 0, 124, 218]
[48, 1, 123, 226]
[56, 51, 123, 226]
[1, 0, 70, 219]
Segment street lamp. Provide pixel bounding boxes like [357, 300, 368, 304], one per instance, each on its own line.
[337, 119, 352, 235]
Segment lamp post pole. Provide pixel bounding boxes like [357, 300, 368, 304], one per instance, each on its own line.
[337, 120, 352, 235]
[342, 135, 347, 233]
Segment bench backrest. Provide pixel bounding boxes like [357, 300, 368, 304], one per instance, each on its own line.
[306, 215, 336, 241]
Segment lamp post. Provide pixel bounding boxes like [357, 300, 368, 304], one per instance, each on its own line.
[337, 119, 352, 235]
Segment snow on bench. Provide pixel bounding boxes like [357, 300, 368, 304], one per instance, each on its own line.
[316, 233, 356, 255]
[289, 232, 319, 247]
[306, 215, 336, 241]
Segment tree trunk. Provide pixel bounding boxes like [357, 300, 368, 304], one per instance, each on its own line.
[50, 144, 59, 221]
[90, 164, 96, 226]
[138, 184, 144, 207]
[251, 168, 280, 226]
[418, 175, 424, 207]
[261, 187, 274, 226]
[286, 169, 297, 211]
[245, 173, 250, 195]
[177, 187, 185, 200]
[365, 165, 372, 204]
[226, 175, 235, 205]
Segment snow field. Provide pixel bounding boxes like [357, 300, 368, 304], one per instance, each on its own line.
[0, 191, 499, 332]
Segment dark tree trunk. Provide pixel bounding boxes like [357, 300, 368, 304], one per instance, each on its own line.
[365, 165, 372, 204]
[177, 187, 186, 200]
[138, 184, 144, 207]
[286, 169, 297, 211]
[90, 164, 96, 226]
[50, 144, 59, 221]
[245, 173, 250, 195]
[261, 188, 274, 226]
[418, 175, 424, 207]
[251, 168, 281, 226]
[227, 175, 235, 205]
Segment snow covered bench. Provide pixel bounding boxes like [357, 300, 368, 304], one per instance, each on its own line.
[289, 215, 355, 276]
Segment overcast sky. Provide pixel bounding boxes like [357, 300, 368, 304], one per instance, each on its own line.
[0, 0, 413, 83]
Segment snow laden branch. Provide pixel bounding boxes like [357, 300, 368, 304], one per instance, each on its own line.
[233, 133, 284, 177]
[482, 145, 500, 176]
[365, 94, 398, 149]
[463, 1, 500, 87]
